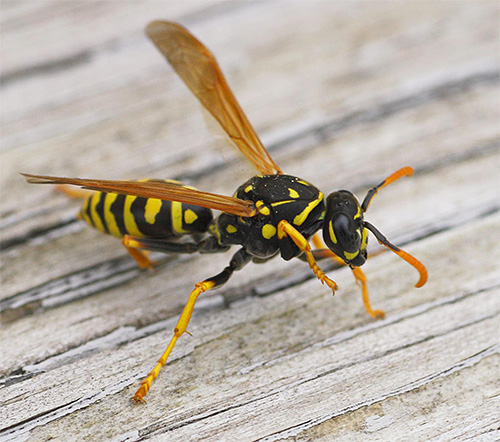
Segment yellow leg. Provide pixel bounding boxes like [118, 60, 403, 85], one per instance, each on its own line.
[133, 279, 215, 403]
[56, 184, 93, 200]
[278, 221, 337, 294]
[312, 234, 385, 319]
[121, 236, 155, 270]
[351, 267, 385, 319]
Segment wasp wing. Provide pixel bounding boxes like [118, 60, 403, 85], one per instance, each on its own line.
[22, 174, 256, 217]
[146, 20, 282, 176]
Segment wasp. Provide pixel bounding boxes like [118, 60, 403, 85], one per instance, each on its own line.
[23, 21, 427, 403]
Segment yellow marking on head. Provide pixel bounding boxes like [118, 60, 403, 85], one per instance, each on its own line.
[288, 188, 299, 198]
[184, 209, 198, 224]
[256, 200, 271, 216]
[293, 192, 324, 226]
[353, 205, 362, 220]
[296, 179, 310, 186]
[328, 221, 337, 244]
[344, 250, 359, 260]
[244, 184, 253, 193]
[262, 224, 277, 239]
[171, 201, 188, 234]
[90, 192, 106, 233]
[80, 196, 92, 226]
[104, 193, 121, 238]
[271, 200, 294, 207]
[144, 198, 162, 225]
[124, 195, 143, 237]
[226, 224, 237, 234]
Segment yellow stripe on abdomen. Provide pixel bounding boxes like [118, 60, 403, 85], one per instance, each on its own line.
[124, 195, 143, 237]
[104, 193, 121, 238]
[80, 196, 92, 226]
[90, 192, 106, 233]
[171, 201, 188, 234]
[144, 198, 162, 225]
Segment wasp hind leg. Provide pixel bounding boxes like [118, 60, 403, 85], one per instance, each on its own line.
[121, 234, 229, 271]
[132, 247, 251, 403]
[122, 234, 229, 255]
[311, 235, 385, 319]
[122, 243, 156, 270]
[56, 184, 93, 200]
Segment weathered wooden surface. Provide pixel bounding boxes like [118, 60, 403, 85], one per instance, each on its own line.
[1, 1, 499, 441]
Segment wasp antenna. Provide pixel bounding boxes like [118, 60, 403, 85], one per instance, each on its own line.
[361, 167, 413, 213]
[363, 221, 427, 288]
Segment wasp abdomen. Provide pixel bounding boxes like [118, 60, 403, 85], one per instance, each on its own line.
[79, 179, 213, 239]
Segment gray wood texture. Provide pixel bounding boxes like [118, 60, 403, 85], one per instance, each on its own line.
[1, 1, 499, 441]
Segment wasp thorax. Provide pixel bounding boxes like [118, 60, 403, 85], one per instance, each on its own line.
[323, 190, 368, 267]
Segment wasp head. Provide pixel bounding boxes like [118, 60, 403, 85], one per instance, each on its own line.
[322, 190, 368, 267]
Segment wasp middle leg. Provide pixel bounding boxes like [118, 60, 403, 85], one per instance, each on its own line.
[311, 235, 385, 319]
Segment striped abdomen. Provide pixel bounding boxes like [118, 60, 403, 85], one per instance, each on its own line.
[78, 180, 213, 239]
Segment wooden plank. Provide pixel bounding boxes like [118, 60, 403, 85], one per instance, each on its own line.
[1, 1, 499, 441]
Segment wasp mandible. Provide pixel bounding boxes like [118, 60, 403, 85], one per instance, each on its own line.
[23, 21, 427, 403]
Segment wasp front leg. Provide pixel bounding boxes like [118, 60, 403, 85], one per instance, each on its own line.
[277, 220, 338, 294]
[311, 235, 385, 319]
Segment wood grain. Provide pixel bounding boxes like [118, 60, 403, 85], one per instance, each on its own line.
[1, 1, 499, 441]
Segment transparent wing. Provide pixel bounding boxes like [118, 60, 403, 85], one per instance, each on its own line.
[22, 174, 256, 217]
[146, 20, 282, 176]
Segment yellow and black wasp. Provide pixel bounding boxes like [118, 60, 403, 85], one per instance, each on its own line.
[23, 21, 427, 403]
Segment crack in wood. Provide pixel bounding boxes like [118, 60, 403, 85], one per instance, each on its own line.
[254, 344, 500, 442]
[0, 378, 136, 441]
[239, 280, 500, 374]
[2, 279, 497, 430]
[0, 257, 142, 321]
[2, 131, 496, 259]
[2, 319, 497, 441]
[0, 1, 257, 90]
[1, 197, 497, 328]
[133, 322, 500, 440]
[0, 51, 93, 88]
[2, 76, 497, 251]
[178, 66, 500, 182]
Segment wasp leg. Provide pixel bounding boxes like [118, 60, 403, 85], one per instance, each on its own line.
[277, 220, 337, 294]
[132, 247, 251, 403]
[311, 235, 385, 319]
[121, 241, 156, 270]
[351, 266, 385, 319]
[122, 234, 229, 255]
[56, 184, 93, 200]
